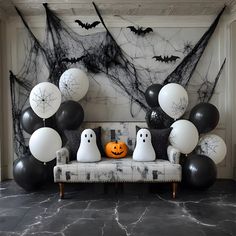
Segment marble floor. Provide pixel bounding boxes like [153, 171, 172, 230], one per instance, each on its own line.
[0, 180, 235, 236]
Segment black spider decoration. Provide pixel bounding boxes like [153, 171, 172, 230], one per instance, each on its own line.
[183, 41, 194, 54]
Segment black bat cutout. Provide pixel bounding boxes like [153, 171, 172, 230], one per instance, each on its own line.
[153, 55, 180, 63]
[127, 26, 153, 36]
[75, 20, 100, 30]
[60, 56, 85, 64]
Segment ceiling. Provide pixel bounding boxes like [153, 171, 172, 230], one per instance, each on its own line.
[0, 0, 235, 18]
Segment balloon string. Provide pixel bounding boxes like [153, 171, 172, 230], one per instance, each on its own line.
[43, 119, 46, 127]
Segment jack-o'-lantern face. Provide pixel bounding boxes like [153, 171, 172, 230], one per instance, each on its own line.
[105, 141, 128, 158]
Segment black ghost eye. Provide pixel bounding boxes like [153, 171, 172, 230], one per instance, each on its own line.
[146, 134, 148, 137]
[140, 134, 142, 137]
[85, 134, 87, 137]
[90, 134, 92, 138]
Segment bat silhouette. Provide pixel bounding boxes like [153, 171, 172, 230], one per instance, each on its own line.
[127, 26, 153, 36]
[60, 56, 85, 64]
[153, 55, 180, 63]
[75, 20, 100, 30]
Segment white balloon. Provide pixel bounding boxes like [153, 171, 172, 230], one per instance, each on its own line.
[196, 134, 227, 164]
[29, 127, 62, 162]
[169, 120, 199, 154]
[59, 68, 89, 101]
[158, 83, 188, 119]
[30, 82, 61, 119]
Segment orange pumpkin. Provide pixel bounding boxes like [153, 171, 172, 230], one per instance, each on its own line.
[105, 140, 128, 158]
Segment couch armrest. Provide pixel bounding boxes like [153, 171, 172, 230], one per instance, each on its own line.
[167, 145, 180, 164]
[56, 147, 69, 165]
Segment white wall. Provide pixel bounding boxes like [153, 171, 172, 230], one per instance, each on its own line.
[1, 13, 234, 180]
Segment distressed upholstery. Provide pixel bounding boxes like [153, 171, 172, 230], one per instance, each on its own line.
[54, 148, 181, 183]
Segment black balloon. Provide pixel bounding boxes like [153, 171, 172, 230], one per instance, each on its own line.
[56, 100, 84, 130]
[145, 84, 163, 108]
[182, 154, 217, 189]
[189, 102, 219, 134]
[13, 154, 48, 191]
[44, 159, 56, 183]
[20, 107, 55, 135]
[145, 107, 174, 129]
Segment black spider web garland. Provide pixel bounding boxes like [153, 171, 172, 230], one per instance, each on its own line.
[9, 3, 225, 157]
[9, 7, 49, 156]
[164, 6, 225, 87]
[43, 2, 148, 111]
[198, 58, 226, 102]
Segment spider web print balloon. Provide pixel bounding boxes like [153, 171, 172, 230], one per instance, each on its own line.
[30, 82, 61, 119]
[196, 134, 227, 164]
[59, 68, 89, 101]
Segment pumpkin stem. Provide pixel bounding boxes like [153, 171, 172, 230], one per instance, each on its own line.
[115, 140, 118, 143]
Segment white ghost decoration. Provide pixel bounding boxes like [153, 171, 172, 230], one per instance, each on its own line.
[77, 129, 101, 162]
[133, 129, 156, 162]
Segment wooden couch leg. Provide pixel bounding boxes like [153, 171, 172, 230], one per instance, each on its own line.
[59, 183, 64, 199]
[172, 182, 178, 199]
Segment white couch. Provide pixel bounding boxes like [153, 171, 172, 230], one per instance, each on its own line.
[54, 147, 182, 199]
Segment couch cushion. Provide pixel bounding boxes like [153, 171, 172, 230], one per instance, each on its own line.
[136, 126, 172, 160]
[65, 126, 105, 160]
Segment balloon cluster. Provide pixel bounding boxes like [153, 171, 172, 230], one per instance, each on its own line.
[14, 68, 88, 190]
[185, 102, 227, 189]
[144, 83, 227, 189]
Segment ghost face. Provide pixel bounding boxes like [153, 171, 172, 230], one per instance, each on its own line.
[137, 129, 151, 144]
[81, 129, 96, 145]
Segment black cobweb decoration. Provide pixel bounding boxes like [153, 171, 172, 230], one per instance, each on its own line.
[9, 3, 225, 157]
[163, 6, 225, 87]
[43, 2, 149, 111]
[198, 58, 226, 102]
[9, 7, 50, 156]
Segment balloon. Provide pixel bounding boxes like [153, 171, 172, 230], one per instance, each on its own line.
[44, 159, 57, 183]
[56, 100, 84, 130]
[20, 107, 55, 135]
[169, 120, 199, 154]
[145, 84, 163, 108]
[182, 154, 217, 189]
[29, 127, 62, 162]
[30, 82, 61, 119]
[145, 107, 174, 129]
[189, 102, 219, 133]
[158, 83, 188, 119]
[13, 154, 48, 191]
[196, 134, 227, 164]
[59, 68, 89, 101]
